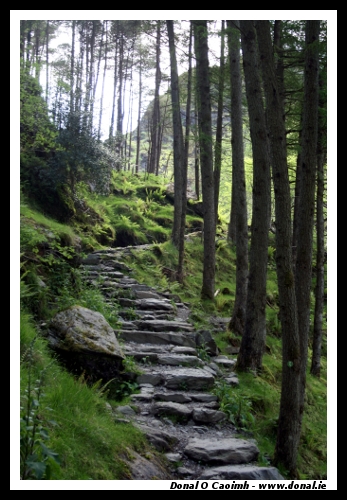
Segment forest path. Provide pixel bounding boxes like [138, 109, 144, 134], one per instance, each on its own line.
[80, 246, 284, 480]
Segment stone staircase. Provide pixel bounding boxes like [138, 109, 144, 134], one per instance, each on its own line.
[80, 247, 283, 480]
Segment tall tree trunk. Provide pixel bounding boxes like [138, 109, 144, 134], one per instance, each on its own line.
[148, 22, 161, 175]
[167, 20, 184, 248]
[93, 21, 103, 107]
[120, 48, 131, 163]
[34, 24, 42, 81]
[45, 21, 50, 104]
[193, 20, 216, 300]
[295, 21, 320, 424]
[98, 21, 108, 141]
[82, 23, 90, 131]
[194, 106, 200, 200]
[177, 22, 193, 282]
[75, 21, 85, 127]
[88, 21, 97, 133]
[256, 20, 301, 478]
[214, 20, 225, 227]
[135, 55, 142, 173]
[236, 20, 271, 371]
[311, 70, 326, 377]
[127, 77, 134, 171]
[227, 20, 248, 336]
[292, 125, 303, 272]
[109, 28, 118, 139]
[26, 22, 32, 72]
[115, 31, 124, 168]
[273, 20, 285, 111]
[69, 20, 75, 117]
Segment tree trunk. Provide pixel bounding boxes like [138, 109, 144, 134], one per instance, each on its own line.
[127, 76, 134, 171]
[311, 82, 326, 377]
[109, 29, 118, 139]
[167, 20, 184, 248]
[256, 20, 301, 478]
[236, 20, 271, 372]
[69, 21, 75, 117]
[75, 21, 85, 126]
[295, 21, 320, 421]
[311, 61, 327, 377]
[194, 106, 200, 200]
[177, 22, 193, 282]
[98, 21, 108, 141]
[214, 20, 225, 226]
[148, 22, 161, 175]
[193, 20, 216, 300]
[88, 21, 97, 134]
[227, 20, 248, 335]
[135, 55, 142, 173]
[45, 21, 50, 104]
[115, 30, 124, 168]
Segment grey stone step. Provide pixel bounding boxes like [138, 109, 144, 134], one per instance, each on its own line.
[124, 349, 203, 368]
[137, 366, 216, 390]
[133, 319, 194, 332]
[199, 464, 284, 480]
[184, 437, 259, 465]
[117, 330, 196, 347]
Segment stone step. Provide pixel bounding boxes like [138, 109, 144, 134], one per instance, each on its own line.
[137, 366, 216, 391]
[198, 464, 285, 480]
[123, 343, 198, 357]
[133, 319, 194, 332]
[117, 330, 196, 348]
[118, 310, 174, 319]
[184, 437, 259, 466]
[124, 350, 204, 368]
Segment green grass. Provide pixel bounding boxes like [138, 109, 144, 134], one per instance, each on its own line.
[19, 309, 160, 480]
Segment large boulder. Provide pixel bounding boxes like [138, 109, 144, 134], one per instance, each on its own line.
[46, 305, 124, 382]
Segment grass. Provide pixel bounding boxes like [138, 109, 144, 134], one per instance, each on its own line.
[19, 309, 161, 480]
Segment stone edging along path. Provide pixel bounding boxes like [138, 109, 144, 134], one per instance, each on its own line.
[80, 246, 284, 481]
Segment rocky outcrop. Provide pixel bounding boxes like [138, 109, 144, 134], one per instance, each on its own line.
[46, 305, 125, 381]
[69, 247, 284, 481]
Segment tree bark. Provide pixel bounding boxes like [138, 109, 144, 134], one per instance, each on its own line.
[135, 54, 142, 173]
[227, 20, 248, 335]
[98, 21, 108, 141]
[295, 21, 320, 417]
[109, 22, 119, 139]
[177, 22, 193, 282]
[214, 20, 225, 227]
[311, 151, 325, 377]
[256, 20, 301, 478]
[311, 88, 326, 377]
[167, 20, 184, 248]
[236, 20, 271, 372]
[45, 21, 50, 104]
[193, 20, 216, 300]
[148, 22, 162, 175]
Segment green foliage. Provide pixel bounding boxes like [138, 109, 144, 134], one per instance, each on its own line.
[49, 112, 119, 196]
[20, 338, 61, 479]
[213, 380, 255, 431]
[112, 380, 140, 401]
[121, 356, 142, 376]
[196, 342, 211, 362]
